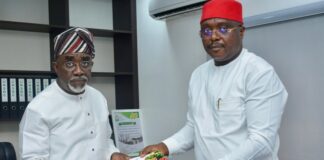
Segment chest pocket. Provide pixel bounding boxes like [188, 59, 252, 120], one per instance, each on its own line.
[214, 97, 245, 133]
[217, 97, 244, 112]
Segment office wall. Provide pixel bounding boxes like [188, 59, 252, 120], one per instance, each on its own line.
[137, 0, 205, 160]
[244, 14, 324, 160]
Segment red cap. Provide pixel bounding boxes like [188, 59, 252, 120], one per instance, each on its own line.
[200, 0, 243, 24]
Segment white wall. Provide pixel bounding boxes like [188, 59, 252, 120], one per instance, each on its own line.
[137, 0, 205, 159]
[244, 14, 324, 160]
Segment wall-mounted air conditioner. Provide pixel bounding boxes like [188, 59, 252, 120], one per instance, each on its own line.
[149, 0, 206, 20]
[244, 0, 324, 28]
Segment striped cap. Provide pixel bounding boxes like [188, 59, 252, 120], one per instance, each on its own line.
[53, 27, 95, 59]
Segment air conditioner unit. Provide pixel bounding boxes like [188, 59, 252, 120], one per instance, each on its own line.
[244, 1, 324, 28]
[149, 0, 206, 20]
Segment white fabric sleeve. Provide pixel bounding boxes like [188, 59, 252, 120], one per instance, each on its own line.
[162, 120, 195, 155]
[19, 109, 50, 160]
[105, 103, 120, 160]
[105, 139, 120, 160]
[106, 126, 119, 160]
[219, 69, 288, 160]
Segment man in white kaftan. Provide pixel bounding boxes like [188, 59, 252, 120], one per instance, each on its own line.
[163, 49, 287, 160]
[19, 82, 119, 160]
[140, 0, 288, 160]
[19, 27, 130, 160]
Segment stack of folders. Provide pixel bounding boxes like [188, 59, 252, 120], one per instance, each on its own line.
[0, 77, 56, 121]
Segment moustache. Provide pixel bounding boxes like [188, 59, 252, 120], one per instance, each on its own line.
[70, 76, 88, 81]
[207, 42, 224, 49]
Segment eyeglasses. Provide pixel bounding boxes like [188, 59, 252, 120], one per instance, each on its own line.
[200, 25, 242, 39]
[64, 60, 93, 70]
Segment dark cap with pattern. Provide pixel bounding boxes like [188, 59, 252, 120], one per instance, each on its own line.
[53, 27, 95, 59]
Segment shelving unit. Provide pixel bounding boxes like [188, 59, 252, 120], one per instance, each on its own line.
[0, 0, 139, 121]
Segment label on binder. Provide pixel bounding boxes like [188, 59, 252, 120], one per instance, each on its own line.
[27, 79, 34, 102]
[9, 78, 17, 102]
[18, 78, 26, 102]
[35, 79, 41, 95]
[1, 78, 8, 102]
[43, 78, 49, 90]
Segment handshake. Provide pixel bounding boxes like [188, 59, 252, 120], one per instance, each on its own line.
[132, 142, 169, 160]
[112, 143, 169, 160]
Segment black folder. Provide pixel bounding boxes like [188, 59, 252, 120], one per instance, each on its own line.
[9, 78, 19, 120]
[18, 78, 27, 120]
[1, 78, 10, 120]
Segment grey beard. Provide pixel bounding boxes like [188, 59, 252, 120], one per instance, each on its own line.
[68, 83, 86, 94]
[68, 76, 88, 94]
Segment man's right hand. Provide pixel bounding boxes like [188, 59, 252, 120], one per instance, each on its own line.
[111, 152, 130, 160]
[140, 142, 169, 157]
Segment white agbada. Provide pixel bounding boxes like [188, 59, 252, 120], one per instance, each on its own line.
[19, 81, 119, 160]
[163, 49, 288, 160]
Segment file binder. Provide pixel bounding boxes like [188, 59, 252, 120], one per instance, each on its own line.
[18, 78, 26, 119]
[1, 78, 9, 119]
[9, 78, 18, 119]
[35, 78, 41, 95]
[26, 78, 34, 102]
[0, 78, 1, 120]
[42, 78, 49, 90]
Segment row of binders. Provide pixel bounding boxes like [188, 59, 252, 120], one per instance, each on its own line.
[0, 77, 56, 121]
